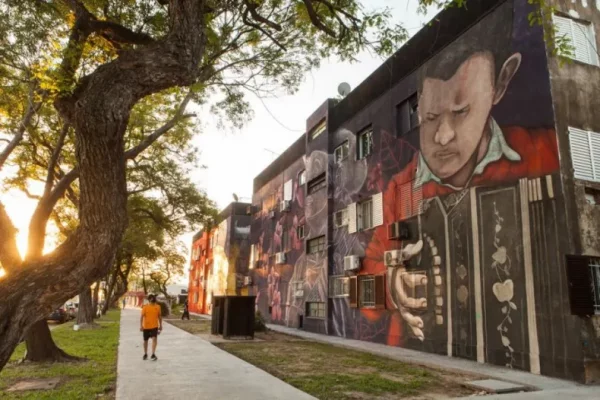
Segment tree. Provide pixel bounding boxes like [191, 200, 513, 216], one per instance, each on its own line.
[0, 0, 412, 371]
[150, 241, 187, 299]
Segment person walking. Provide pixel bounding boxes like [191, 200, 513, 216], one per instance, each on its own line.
[181, 300, 190, 320]
[122, 298, 126, 309]
[140, 294, 162, 361]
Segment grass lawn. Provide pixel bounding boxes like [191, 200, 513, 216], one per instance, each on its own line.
[0, 310, 121, 399]
[217, 333, 478, 400]
[166, 318, 211, 335]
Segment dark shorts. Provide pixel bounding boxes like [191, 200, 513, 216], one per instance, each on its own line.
[143, 328, 158, 341]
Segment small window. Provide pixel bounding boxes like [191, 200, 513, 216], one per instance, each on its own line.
[307, 235, 326, 254]
[357, 275, 386, 309]
[307, 173, 327, 195]
[329, 276, 350, 297]
[334, 141, 349, 164]
[297, 225, 305, 239]
[359, 276, 375, 307]
[397, 94, 419, 136]
[309, 119, 327, 141]
[358, 198, 373, 231]
[568, 127, 600, 182]
[591, 259, 600, 314]
[553, 15, 599, 66]
[334, 209, 348, 229]
[299, 170, 307, 186]
[358, 127, 373, 159]
[306, 302, 325, 318]
[292, 281, 304, 297]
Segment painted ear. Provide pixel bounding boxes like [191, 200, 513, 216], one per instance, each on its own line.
[493, 53, 522, 105]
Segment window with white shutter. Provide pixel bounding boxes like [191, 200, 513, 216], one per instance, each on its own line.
[553, 15, 599, 66]
[569, 127, 600, 182]
[372, 192, 384, 228]
[284, 179, 293, 201]
[347, 203, 357, 234]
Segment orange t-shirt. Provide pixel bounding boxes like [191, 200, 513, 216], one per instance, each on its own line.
[141, 304, 162, 330]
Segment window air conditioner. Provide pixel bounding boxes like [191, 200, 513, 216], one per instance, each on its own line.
[384, 250, 403, 267]
[344, 255, 361, 272]
[275, 252, 286, 264]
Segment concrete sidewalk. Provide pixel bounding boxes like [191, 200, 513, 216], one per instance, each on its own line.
[267, 324, 598, 399]
[116, 309, 316, 400]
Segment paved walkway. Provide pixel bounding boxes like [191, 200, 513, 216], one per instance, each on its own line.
[116, 309, 316, 400]
[267, 324, 598, 399]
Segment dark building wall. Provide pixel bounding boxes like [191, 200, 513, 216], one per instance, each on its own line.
[547, 0, 600, 382]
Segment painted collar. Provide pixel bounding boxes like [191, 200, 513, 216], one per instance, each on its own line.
[415, 118, 521, 190]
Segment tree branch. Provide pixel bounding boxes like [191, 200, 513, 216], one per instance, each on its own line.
[301, 0, 337, 38]
[0, 86, 42, 171]
[44, 124, 69, 197]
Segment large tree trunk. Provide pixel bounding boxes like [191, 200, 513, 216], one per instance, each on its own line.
[77, 288, 95, 326]
[23, 320, 79, 362]
[0, 0, 208, 371]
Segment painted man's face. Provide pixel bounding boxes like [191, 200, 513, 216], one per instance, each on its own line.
[419, 53, 497, 181]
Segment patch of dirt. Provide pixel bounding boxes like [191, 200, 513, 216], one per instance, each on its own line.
[6, 378, 62, 392]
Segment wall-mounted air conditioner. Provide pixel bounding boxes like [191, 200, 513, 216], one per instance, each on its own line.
[344, 255, 361, 272]
[384, 250, 403, 267]
[268, 210, 276, 219]
[244, 276, 252, 286]
[275, 252, 286, 264]
[280, 200, 291, 212]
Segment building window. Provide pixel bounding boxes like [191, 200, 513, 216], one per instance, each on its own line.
[299, 170, 306, 186]
[307, 173, 327, 195]
[297, 224, 305, 239]
[309, 119, 326, 141]
[306, 302, 325, 318]
[568, 127, 600, 182]
[329, 276, 350, 297]
[359, 276, 376, 307]
[334, 209, 348, 229]
[334, 141, 349, 164]
[553, 15, 599, 66]
[307, 235, 326, 254]
[397, 93, 419, 136]
[358, 127, 373, 159]
[358, 198, 373, 231]
[194, 292, 199, 303]
[591, 259, 600, 314]
[292, 281, 304, 297]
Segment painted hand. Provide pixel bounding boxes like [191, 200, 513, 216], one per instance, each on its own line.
[387, 240, 428, 341]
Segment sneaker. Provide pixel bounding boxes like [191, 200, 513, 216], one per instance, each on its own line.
[143, 354, 148, 360]
[151, 354, 157, 361]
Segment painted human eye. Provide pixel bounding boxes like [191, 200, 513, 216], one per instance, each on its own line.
[426, 113, 439, 122]
[453, 105, 470, 116]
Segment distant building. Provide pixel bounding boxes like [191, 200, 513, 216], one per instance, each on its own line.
[187, 202, 252, 314]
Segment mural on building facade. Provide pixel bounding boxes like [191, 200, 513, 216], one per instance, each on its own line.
[330, 0, 563, 374]
[252, 0, 586, 380]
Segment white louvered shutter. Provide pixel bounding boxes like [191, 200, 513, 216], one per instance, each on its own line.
[372, 193, 383, 227]
[590, 131, 600, 180]
[572, 21, 594, 65]
[553, 15, 572, 42]
[347, 203, 357, 234]
[569, 127, 596, 181]
[284, 179, 293, 201]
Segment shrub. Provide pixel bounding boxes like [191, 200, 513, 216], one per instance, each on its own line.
[157, 301, 170, 317]
[255, 310, 267, 332]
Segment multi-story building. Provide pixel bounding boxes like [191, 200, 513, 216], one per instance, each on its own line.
[188, 202, 253, 314]
[246, 0, 600, 383]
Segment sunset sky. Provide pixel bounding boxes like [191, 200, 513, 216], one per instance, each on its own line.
[0, 0, 435, 282]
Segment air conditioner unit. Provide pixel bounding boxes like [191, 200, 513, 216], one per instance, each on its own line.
[268, 210, 276, 219]
[275, 252, 286, 264]
[294, 289, 304, 298]
[388, 222, 411, 240]
[384, 250, 403, 267]
[344, 255, 361, 272]
[244, 276, 252, 286]
[280, 200, 291, 212]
